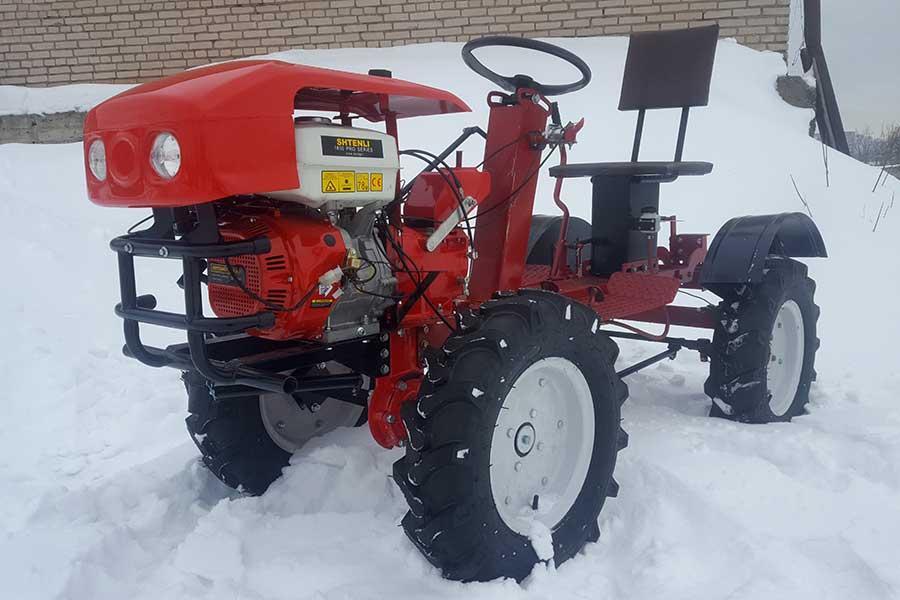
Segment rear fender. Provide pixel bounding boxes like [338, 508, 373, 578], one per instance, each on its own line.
[700, 212, 827, 285]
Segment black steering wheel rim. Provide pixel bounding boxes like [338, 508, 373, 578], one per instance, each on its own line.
[461, 36, 592, 96]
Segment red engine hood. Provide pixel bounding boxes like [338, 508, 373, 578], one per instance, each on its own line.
[84, 60, 470, 208]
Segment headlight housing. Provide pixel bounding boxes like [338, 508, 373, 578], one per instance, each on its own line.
[88, 139, 107, 181]
[150, 132, 181, 179]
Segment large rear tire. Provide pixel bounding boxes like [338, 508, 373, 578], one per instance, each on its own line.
[705, 257, 820, 423]
[393, 290, 628, 582]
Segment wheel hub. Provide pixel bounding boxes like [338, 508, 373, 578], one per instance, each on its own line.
[489, 357, 595, 536]
[514, 423, 536, 456]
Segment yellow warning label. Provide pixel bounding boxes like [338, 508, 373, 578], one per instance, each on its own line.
[355, 172, 370, 192]
[321, 171, 356, 193]
[370, 172, 383, 192]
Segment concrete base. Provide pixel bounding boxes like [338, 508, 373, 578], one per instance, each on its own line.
[0, 111, 86, 144]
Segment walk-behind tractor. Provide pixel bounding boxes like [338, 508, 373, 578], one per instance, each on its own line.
[85, 26, 827, 581]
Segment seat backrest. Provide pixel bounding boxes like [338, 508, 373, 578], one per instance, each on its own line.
[619, 24, 719, 111]
[618, 25, 719, 163]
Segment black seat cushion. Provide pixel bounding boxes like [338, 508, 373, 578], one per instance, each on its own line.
[549, 161, 713, 179]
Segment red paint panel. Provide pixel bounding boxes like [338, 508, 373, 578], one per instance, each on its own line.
[84, 60, 469, 208]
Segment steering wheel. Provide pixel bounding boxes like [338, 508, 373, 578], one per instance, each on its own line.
[461, 36, 592, 96]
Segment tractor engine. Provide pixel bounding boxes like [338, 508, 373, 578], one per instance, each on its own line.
[208, 121, 406, 342]
[207, 209, 396, 342]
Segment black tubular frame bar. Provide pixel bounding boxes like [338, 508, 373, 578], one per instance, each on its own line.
[109, 206, 371, 395]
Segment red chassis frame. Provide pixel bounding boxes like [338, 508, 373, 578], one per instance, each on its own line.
[369, 87, 713, 448]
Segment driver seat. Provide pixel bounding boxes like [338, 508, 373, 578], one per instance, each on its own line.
[549, 24, 719, 276]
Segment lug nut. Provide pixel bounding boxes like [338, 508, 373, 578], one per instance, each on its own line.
[538, 378, 546, 387]
[380, 364, 390, 375]
[507, 428, 515, 438]
[557, 420, 564, 429]
[530, 409, 537, 418]
[537, 442, 544, 451]
[504, 496, 511, 505]
[380, 348, 390, 358]
[514, 461, 522, 472]
[541, 477, 548, 486]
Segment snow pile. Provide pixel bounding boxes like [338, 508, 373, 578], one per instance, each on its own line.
[2, 38, 900, 600]
[0, 83, 132, 116]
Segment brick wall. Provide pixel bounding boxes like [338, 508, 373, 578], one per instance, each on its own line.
[0, 0, 790, 86]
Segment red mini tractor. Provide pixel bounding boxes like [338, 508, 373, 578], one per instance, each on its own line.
[84, 26, 827, 581]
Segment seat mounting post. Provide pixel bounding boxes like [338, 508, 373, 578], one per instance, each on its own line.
[631, 108, 646, 162]
[674, 107, 690, 162]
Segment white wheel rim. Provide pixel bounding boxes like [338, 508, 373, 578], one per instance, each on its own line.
[489, 357, 595, 536]
[260, 363, 364, 452]
[767, 300, 805, 416]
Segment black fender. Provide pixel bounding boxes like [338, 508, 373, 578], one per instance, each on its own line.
[526, 214, 592, 268]
[700, 212, 827, 285]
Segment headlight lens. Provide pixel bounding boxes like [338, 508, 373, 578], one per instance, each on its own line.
[88, 139, 106, 181]
[150, 132, 181, 179]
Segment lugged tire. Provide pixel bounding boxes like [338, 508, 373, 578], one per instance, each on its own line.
[184, 371, 291, 495]
[705, 257, 820, 423]
[393, 289, 628, 582]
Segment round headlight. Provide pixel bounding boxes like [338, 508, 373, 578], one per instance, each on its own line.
[88, 139, 106, 181]
[150, 132, 181, 179]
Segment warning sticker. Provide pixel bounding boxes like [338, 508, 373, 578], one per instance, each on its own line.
[321, 171, 356, 193]
[208, 261, 244, 287]
[370, 172, 383, 192]
[355, 172, 370, 192]
[311, 298, 335, 308]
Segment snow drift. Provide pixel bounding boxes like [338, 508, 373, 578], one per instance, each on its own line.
[1, 37, 899, 600]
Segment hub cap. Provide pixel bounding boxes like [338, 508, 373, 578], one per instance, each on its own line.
[490, 357, 595, 536]
[767, 300, 805, 416]
[260, 364, 365, 453]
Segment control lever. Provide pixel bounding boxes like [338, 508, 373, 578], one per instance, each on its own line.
[426, 195, 478, 252]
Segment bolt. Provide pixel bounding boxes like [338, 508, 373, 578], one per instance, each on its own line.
[314, 419, 324, 429]
[777, 322, 783, 329]
[380, 333, 389, 342]
[287, 276, 293, 283]
[386, 414, 396, 424]
[276, 420, 286, 430]
[310, 403, 321, 413]
[507, 428, 515, 438]
[123, 242, 134, 254]
[530, 409, 537, 418]
[557, 420, 564, 429]
[158, 246, 169, 257]
[380, 364, 390, 375]
[538, 378, 546, 387]
[357, 326, 367, 336]
[514, 461, 522, 472]
[771, 355, 777, 362]
[504, 496, 511, 505]
[380, 348, 390, 358]
[397, 380, 408, 391]
[541, 477, 549, 486]
[317, 362, 327, 370]
[778, 359, 783, 365]
[537, 442, 544, 451]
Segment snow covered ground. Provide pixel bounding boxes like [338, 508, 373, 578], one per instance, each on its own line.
[1, 38, 899, 600]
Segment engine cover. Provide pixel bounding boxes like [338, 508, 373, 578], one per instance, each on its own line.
[264, 122, 400, 210]
[208, 211, 348, 340]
